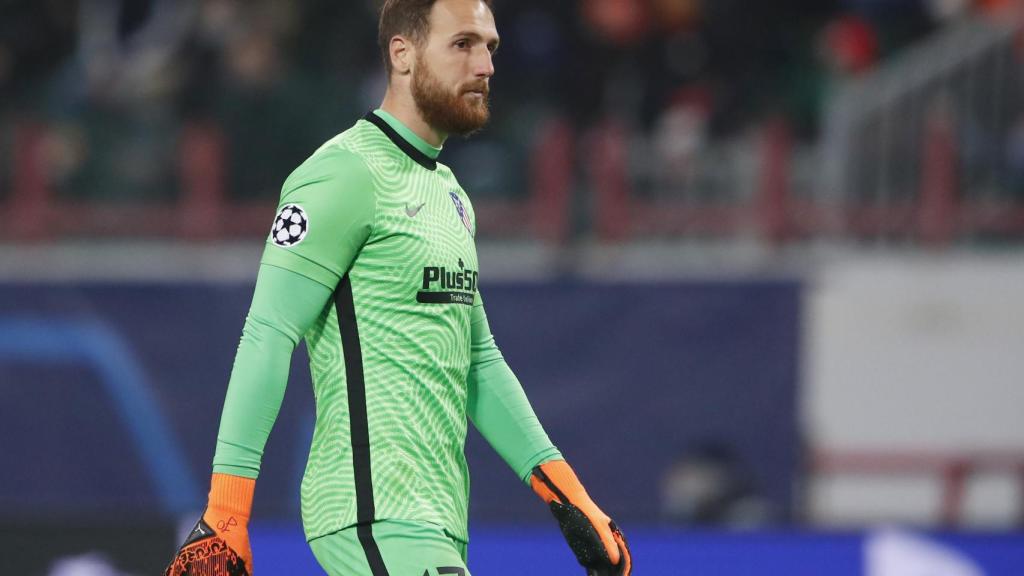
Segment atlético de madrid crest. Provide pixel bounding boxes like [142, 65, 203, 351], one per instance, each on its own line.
[449, 191, 473, 235]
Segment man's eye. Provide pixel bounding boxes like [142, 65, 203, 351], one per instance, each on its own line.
[455, 39, 469, 49]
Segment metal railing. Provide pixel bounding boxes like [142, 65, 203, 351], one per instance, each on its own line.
[818, 8, 1024, 244]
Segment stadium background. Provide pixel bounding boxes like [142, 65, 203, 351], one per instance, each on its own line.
[2, 0, 1024, 574]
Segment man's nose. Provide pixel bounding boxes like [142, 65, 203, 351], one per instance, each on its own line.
[473, 47, 494, 78]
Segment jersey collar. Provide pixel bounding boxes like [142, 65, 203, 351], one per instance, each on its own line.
[364, 110, 440, 171]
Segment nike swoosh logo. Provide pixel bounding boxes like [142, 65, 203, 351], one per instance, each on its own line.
[405, 202, 426, 217]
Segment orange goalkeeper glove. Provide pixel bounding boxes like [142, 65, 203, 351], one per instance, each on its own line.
[165, 473, 255, 576]
[531, 460, 632, 576]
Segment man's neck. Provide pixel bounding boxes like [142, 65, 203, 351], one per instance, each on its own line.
[379, 89, 447, 148]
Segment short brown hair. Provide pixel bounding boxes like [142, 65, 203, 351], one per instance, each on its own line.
[378, 0, 494, 77]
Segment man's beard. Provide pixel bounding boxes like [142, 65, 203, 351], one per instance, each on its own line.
[411, 56, 490, 137]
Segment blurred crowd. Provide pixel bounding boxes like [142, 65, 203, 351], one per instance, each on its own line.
[0, 0, 1016, 215]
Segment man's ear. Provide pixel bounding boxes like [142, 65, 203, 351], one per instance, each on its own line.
[390, 35, 414, 75]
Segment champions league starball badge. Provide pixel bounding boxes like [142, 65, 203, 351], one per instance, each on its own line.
[449, 191, 473, 235]
[270, 204, 309, 247]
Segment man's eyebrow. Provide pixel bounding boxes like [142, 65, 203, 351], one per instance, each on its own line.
[451, 30, 501, 46]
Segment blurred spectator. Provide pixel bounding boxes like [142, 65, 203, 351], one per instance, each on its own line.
[820, 15, 878, 76]
[650, 0, 702, 32]
[841, 0, 933, 54]
[650, 87, 712, 195]
[581, 0, 652, 47]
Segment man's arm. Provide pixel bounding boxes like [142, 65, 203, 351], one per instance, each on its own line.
[164, 265, 330, 576]
[466, 294, 562, 481]
[212, 264, 333, 478]
[165, 146, 375, 576]
[466, 295, 632, 575]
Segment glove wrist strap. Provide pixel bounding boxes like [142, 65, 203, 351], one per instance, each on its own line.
[209, 473, 255, 519]
[532, 460, 592, 506]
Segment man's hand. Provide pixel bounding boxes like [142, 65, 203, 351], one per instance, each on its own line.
[531, 460, 632, 576]
[165, 473, 255, 576]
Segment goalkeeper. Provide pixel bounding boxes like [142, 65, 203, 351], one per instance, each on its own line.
[165, 0, 631, 574]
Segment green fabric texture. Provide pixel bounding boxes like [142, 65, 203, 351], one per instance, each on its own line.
[211, 111, 559, 544]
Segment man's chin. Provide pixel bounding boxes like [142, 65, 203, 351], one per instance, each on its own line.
[448, 106, 489, 136]
[414, 95, 489, 136]
[460, 97, 489, 120]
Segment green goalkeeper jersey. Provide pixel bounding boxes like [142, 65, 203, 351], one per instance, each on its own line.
[212, 110, 561, 544]
[272, 110, 480, 541]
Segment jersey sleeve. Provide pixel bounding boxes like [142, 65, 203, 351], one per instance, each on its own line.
[212, 264, 333, 478]
[259, 146, 376, 290]
[467, 293, 563, 484]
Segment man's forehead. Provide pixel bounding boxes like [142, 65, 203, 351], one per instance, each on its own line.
[428, 0, 498, 40]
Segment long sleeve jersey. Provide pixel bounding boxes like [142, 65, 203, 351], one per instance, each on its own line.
[211, 110, 561, 543]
